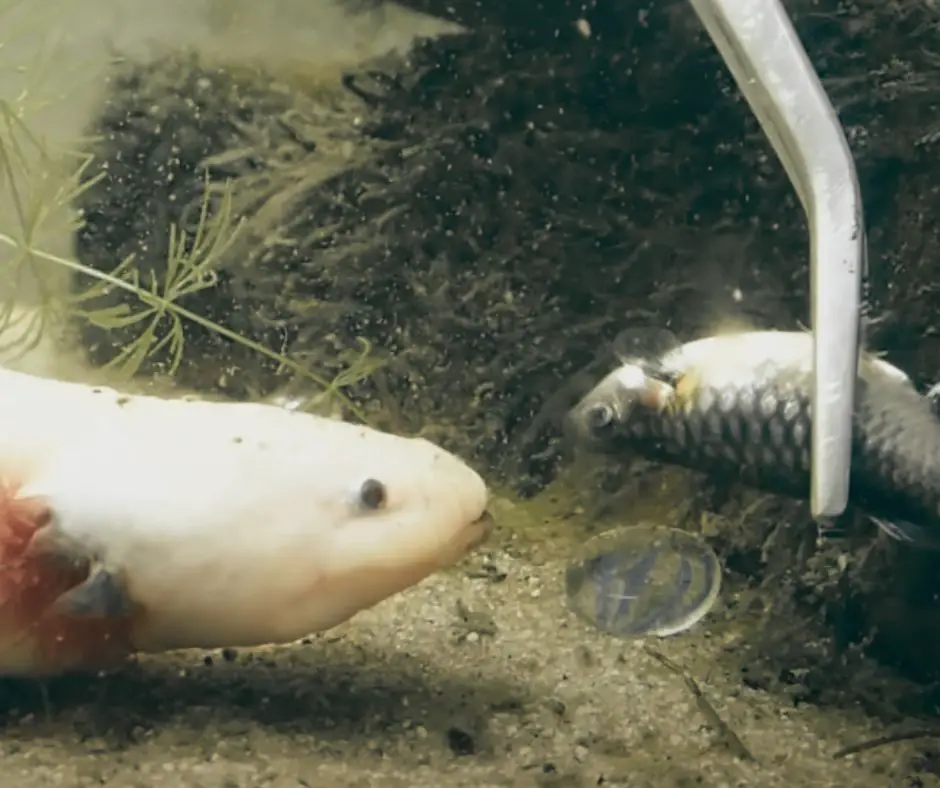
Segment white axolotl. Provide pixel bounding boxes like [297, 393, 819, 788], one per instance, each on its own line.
[0, 366, 491, 676]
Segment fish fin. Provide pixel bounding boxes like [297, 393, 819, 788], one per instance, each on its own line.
[623, 372, 677, 413]
[670, 372, 701, 414]
[651, 379, 678, 413]
[612, 327, 680, 366]
[867, 515, 940, 550]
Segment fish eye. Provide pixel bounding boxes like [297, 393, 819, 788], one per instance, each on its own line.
[586, 403, 615, 432]
[358, 478, 387, 510]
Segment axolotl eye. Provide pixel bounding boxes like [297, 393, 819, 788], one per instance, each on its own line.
[357, 478, 388, 510]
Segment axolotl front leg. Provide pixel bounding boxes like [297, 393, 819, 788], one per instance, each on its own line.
[0, 484, 138, 676]
[53, 566, 131, 619]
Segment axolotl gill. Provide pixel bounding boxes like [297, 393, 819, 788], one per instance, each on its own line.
[0, 366, 491, 676]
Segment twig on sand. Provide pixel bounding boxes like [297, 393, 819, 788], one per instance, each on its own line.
[833, 729, 940, 759]
[644, 645, 757, 763]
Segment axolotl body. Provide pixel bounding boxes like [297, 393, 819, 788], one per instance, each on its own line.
[0, 366, 490, 676]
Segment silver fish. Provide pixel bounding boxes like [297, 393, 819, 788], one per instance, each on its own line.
[566, 329, 940, 548]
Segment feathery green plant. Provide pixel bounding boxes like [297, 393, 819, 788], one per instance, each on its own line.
[0, 70, 378, 421]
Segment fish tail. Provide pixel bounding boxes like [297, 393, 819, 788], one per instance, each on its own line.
[866, 514, 940, 551]
[0, 479, 135, 675]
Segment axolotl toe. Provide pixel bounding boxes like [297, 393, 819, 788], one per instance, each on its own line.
[0, 367, 491, 676]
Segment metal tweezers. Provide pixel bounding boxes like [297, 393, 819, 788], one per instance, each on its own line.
[689, 0, 865, 519]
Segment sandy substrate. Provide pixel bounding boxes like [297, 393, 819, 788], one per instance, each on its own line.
[0, 491, 929, 788]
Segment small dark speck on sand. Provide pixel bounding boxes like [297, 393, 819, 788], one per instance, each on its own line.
[446, 726, 476, 756]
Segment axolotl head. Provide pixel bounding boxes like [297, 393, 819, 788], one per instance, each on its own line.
[1, 410, 493, 666]
[288, 424, 493, 634]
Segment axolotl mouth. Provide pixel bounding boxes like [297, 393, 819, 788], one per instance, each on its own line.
[429, 505, 494, 572]
[465, 509, 495, 551]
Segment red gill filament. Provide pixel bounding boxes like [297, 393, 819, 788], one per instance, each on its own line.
[0, 480, 135, 674]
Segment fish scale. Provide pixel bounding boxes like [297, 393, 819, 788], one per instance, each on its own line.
[625, 368, 817, 490]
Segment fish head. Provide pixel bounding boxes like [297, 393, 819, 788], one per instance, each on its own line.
[566, 362, 672, 448]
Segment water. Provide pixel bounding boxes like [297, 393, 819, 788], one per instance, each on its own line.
[2, 1, 940, 783]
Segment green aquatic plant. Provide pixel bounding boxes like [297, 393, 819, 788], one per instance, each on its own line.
[0, 84, 379, 421]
